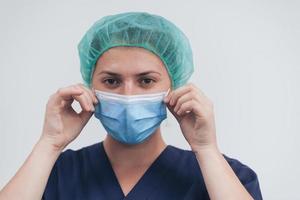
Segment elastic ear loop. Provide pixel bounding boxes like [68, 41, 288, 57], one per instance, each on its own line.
[91, 87, 95, 94]
[163, 87, 171, 128]
[166, 88, 170, 95]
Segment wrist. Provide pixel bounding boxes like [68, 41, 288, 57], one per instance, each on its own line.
[190, 140, 218, 152]
[37, 136, 65, 156]
[191, 143, 220, 158]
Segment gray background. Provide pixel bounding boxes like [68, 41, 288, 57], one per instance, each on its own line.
[0, 0, 299, 199]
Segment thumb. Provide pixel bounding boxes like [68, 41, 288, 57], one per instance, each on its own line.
[79, 110, 94, 125]
[166, 102, 181, 122]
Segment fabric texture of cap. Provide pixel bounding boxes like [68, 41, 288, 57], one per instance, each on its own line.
[78, 12, 194, 89]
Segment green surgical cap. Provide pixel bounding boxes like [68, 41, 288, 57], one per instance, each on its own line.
[78, 12, 194, 89]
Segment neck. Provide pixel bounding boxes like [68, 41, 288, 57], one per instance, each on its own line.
[103, 128, 167, 168]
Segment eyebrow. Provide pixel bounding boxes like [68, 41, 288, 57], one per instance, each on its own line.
[96, 70, 161, 76]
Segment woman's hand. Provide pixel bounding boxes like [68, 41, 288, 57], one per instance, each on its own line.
[41, 83, 98, 151]
[0, 83, 98, 200]
[164, 83, 255, 200]
[164, 83, 217, 151]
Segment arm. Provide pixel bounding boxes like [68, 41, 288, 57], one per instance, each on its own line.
[0, 84, 98, 200]
[194, 146, 254, 199]
[0, 138, 61, 200]
[164, 83, 254, 200]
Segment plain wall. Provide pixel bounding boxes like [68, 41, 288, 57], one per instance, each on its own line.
[0, 0, 299, 199]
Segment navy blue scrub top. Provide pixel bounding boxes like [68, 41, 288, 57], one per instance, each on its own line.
[42, 142, 262, 200]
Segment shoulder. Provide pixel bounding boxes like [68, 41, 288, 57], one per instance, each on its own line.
[222, 154, 259, 185]
[60, 142, 101, 158]
[42, 142, 102, 199]
[166, 145, 199, 170]
[56, 142, 101, 165]
[45, 143, 101, 185]
[52, 142, 99, 171]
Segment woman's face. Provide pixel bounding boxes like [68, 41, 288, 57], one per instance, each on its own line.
[91, 47, 171, 94]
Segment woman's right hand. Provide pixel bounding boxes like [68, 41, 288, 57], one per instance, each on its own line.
[40, 83, 98, 151]
[0, 83, 98, 200]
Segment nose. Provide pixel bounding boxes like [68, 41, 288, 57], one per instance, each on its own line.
[120, 80, 135, 95]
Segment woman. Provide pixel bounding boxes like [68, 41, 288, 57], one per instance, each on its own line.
[0, 12, 262, 200]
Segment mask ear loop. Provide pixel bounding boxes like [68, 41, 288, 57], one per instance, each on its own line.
[163, 87, 171, 128]
[91, 87, 99, 102]
[91, 87, 94, 95]
[165, 88, 170, 96]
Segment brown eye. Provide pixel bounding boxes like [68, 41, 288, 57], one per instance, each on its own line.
[103, 78, 120, 87]
[139, 78, 155, 86]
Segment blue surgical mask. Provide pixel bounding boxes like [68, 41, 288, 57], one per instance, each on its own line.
[94, 89, 169, 144]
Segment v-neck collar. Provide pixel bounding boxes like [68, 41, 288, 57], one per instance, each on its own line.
[98, 141, 173, 199]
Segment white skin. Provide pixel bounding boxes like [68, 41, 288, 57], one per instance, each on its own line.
[0, 47, 254, 200]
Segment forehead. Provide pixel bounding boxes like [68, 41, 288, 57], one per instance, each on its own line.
[95, 46, 166, 73]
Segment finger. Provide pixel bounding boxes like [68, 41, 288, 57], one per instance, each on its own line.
[177, 100, 199, 116]
[73, 84, 95, 112]
[51, 85, 93, 113]
[79, 109, 94, 124]
[168, 84, 208, 105]
[166, 101, 181, 121]
[54, 86, 83, 102]
[168, 85, 192, 106]
[72, 93, 91, 112]
[82, 92, 95, 111]
[74, 92, 94, 112]
[78, 84, 98, 104]
[90, 87, 99, 103]
[174, 92, 199, 112]
[49, 86, 83, 109]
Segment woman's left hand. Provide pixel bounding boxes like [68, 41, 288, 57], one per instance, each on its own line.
[164, 83, 218, 151]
